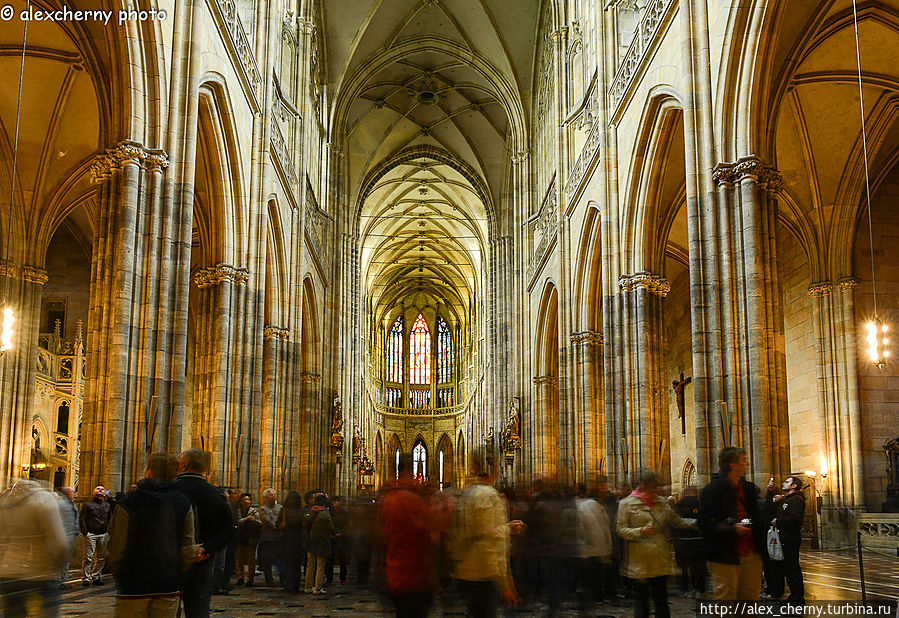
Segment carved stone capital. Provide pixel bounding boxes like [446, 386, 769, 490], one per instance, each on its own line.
[712, 155, 782, 191]
[807, 281, 833, 298]
[22, 266, 49, 285]
[837, 276, 861, 292]
[533, 375, 559, 386]
[300, 372, 321, 384]
[511, 149, 530, 165]
[90, 140, 169, 180]
[193, 264, 251, 288]
[570, 330, 603, 345]
[0, 260, 16, 279]
[263, 325, 290, 341]
[618, 272, 670, 297]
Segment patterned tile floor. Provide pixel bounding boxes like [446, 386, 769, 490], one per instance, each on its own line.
[54, 550, 898, 617]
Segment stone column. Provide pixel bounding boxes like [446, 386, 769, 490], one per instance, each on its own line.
[570, 331, 604, 483]
[0, 264, 46, 481]
[260, 325, 289, 492]
[298, 371, 322, 490]
[532, 375, 559, 478]
[807, 277, 866, 547]
[617, 273, 670, 485]
[711, 157, 790, 483]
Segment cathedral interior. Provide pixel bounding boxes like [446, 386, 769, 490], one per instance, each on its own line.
[1, 0, 898, 548]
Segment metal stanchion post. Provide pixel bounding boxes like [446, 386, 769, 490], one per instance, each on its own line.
[857, 531, 867, 606]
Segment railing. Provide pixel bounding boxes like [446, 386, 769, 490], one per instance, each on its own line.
[564, 119, 601, 203]
[209, 0, 263, 111]
[608, 0, 676, 115]
[374, 403, 464, 418]
[270, 116, 297, 186]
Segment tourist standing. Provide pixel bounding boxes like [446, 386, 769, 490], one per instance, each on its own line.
[616, 470, 697, 618]
[107, 452, 197, 617]
[174, 449, 235, 616]
[80, 485, 111, 586]
[766, 476, 806, 604]
[258, 488, 283, 587]
[699, 447, 766, 601]
[234, 493, 261, 586]
[304, 493, 335, 594]
[279, 492, 306, 592]
[575, 483, 612, 609]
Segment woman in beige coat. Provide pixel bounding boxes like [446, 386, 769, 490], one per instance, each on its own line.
[616, 470, 697, 618]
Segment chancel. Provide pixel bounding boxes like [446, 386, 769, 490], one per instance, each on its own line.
[1, 1, 899, 612]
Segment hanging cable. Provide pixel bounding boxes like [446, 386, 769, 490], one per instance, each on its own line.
[851, 0, 889, 367]
[1, 0, 31, 356]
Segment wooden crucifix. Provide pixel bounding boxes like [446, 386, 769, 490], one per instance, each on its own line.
[672, 372, 692, 435]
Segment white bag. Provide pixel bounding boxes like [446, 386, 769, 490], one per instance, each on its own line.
[767, 525, 784, 561]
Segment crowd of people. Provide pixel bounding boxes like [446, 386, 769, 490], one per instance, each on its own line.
[0, 445, 806, 617]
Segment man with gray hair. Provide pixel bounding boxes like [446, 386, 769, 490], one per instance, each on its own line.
[258, 488, 283, 587]
[174, 448, 234, 617]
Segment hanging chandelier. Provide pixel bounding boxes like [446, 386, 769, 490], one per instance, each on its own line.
[851, 0, 889, 367]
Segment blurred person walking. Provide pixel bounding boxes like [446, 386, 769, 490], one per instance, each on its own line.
[56, 486, 79, 589]
[380, 453, 435, 617]
[451, 448, 523, 618]
[304, 493, 335, 594]
[258, 488, 283, 587]
[672, 486, 705, 597]
[327, 495, 348, 586]
[234, 493, 261, 586]
[0, 479, 70, 617]
[80, 485, 111, 586]
[616, 469, 697, 618]
[106, 452, 197, 617]
[699, 447, 767, 601]
[575, 483, 613, 609]
[278, 491, 306, 592]
[173, 448, 235, 616]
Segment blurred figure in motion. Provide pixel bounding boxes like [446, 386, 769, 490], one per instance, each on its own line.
[107, 452, 197, 617]
[0, 479, 70, 617]
[380, 452, 435, 617]
[258, 488, 283, 587]
[672, 485, 705, 598]
[451, 448, 523, 618]
[327, 495, 348, 587]
[56, 486, 79, 589]
[616, 469, 697, 618]
[349, 493, 377, 586]
[278, 491, 306, 592]
[303, 493, 335, 594]
[80, 484, 111, 586]
[576, 482, 612, 611]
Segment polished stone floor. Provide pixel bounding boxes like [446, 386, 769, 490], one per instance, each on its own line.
[54, 550, 898, 617]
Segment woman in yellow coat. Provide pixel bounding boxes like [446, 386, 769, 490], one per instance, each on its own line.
[616, 470, 697, 618]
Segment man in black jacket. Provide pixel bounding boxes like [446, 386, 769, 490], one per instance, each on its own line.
[107, 452, 197, 616]
[699, 447, 766, 601]
[79, 485, 111, 586]
[765, 476, 806, 603]
[174, 448, 236, 617]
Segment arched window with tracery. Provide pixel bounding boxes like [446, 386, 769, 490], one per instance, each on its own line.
[437, 316, 453, 383]
[409, 313, 430, 385]
[413, 440, 427, 480]
[386, 315, 403, 383]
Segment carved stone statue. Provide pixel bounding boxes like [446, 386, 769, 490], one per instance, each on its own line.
[508, 397, 520, 448]
[331, 395, 343, 436]
[485, 428, 495, 467]
[352, 426, 363, 464]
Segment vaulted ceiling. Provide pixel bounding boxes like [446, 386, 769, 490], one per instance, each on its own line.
[322, 0, 539, 326]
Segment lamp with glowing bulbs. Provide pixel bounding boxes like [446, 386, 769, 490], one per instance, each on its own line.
[0, 306, 13, 356]
[865, 318, 889, 368]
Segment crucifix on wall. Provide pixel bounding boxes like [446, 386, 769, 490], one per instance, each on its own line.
[672, 372, 692, 435]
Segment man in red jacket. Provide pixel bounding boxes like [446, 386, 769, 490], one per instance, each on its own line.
[379, 452, 435, 617]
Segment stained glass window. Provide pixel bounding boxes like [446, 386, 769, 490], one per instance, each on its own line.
[386, 315, 403, 383]
[410, 389, 430, 409]
[413, 441, 427, 480]
[409, 313, 431, 385]
[437, 316, 454, 383]
[437, 388, 453, 408]
[386, 387, 402, 407]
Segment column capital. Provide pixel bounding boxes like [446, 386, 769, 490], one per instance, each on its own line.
[712, 155, 781, 191]
[837, 276, 861, 292]
[90, 139, 168, 181]
[807, 281, 833, 298]
[570, 330, 603, 345]
[300, 372, 321, 383]
[0, 260, 16, 278]
[263, 325, 290, 341]
[193, 264, 250, 288]
[618, 272, 670, 297]
[533, 375, 559, 386]
[22, 266, 48, 285]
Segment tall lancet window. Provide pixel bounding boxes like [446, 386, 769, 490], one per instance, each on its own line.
[409, 313, 431, 385]
[436, 316, 453, 383]
[413, 441, 427, 480]
[386, 315, 403, 383]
